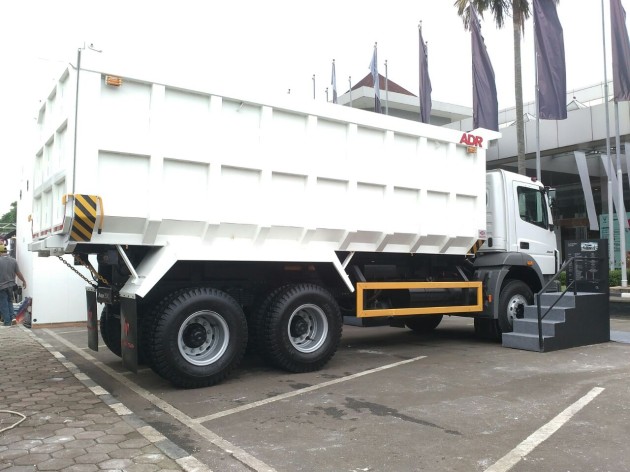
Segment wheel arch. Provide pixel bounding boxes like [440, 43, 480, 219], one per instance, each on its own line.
[474, 252, 544, 320]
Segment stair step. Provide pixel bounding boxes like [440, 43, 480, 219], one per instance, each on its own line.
[536, 292, 576, 308]
[502, 332, 546, 352]
[512, 318, 563, 336]
[523, 305, 569, 322]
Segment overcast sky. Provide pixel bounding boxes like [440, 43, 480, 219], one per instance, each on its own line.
[0, 0, 619, 216]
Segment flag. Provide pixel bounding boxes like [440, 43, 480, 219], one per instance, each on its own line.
[331, 59, 338, 104]
[470, 4, 499, 131]
[611, 0, 630, 102]
[369, 43, 382, 113]
[418, 25, 432, 124]
[534, 0, 567, 120]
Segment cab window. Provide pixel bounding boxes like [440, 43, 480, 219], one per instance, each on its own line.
[517, 186, 548, 229]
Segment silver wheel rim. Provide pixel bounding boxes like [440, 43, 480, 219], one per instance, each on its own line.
[177, 310, 229, 366]
[287, 304, 328, 353]
[506, 294, 528, 325]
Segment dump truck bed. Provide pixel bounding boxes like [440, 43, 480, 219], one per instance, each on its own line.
[29, 65, 497, 258]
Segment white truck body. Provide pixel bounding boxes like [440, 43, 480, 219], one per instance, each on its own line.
[30, 66, 490, 274]
[28, 64, 558, 388]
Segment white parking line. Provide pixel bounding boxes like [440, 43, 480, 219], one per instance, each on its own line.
[194, 355, 427, 423]
[484, 386, 605, 472]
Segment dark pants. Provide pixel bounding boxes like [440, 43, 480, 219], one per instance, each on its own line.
[0, 288, 13, 326]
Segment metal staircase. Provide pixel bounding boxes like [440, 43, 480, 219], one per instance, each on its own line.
[502, 292, 610, 352]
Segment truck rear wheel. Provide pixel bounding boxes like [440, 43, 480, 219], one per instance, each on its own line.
[140, 288, 189, 368]
[261, 284, 342, 373]
[405, 315, 443, 333]
[498, 280, 534, 333]
[150, 288, 248, 388]
[248, 285, 291, 356]
[100, 305, 121, 357]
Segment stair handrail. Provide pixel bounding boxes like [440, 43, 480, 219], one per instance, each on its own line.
[536, 256, 585, 351]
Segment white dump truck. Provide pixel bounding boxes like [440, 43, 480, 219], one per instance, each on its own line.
[28, 63, 558, 388]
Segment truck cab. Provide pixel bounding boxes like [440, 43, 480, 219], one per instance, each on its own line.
[473, 169, 558, 338]
[484, 169, 558, 274]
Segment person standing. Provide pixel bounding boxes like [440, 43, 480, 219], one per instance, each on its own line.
[0, 244, 26, 326]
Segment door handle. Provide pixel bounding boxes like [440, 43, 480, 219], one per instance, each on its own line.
[520, 241, 530, 250]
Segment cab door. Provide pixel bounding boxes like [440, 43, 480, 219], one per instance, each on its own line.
[513, 182, 557, 275]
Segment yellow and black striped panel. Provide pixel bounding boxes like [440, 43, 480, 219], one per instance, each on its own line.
[468, 239, 485, 256]
[70, 195, 98, 242]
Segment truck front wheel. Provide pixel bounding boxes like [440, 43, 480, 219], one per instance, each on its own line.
[150, 288, 248, 388]
[498, 280, 534, 333]
[261, 284, 342, 373]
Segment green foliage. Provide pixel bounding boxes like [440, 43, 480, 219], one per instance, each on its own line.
[558, 270, 566, 287]
[609, 270, 629, 287]
[559, 268, 625, 287]
[0, 201, 17, 225]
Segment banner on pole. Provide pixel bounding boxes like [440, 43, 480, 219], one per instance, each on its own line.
[470, 4, 499, 131]
[534, 0, 567, 120]
[611, 0, 630, 102]
[419, 25, 432, 124]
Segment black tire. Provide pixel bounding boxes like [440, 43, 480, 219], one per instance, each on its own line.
[140, 288, 189, 368]
[100, 305, 121, 357]
[261, 284, 342, 373]
[247, 285, 291, 357]
[405, 315, 443, 333]
[498, 280, 534, 333]
[474, 317, 501, 341]
[150, 288, 248, 389]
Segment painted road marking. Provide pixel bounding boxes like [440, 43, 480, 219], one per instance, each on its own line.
[484, 387, 605, 472]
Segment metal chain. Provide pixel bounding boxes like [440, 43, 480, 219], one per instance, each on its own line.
[75, 255, 110, 286]
[56, 255, 110, 287]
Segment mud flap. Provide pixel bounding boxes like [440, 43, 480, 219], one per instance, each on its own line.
[121, 297, 138, 373]
[86, 287, 99, 351]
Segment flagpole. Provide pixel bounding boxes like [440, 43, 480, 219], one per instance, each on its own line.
[370, 42, 381, 113]
[385, 60, 389, 115]
[616, 102, 627, 285]
[325, 87, 329, 102]
[540, 28, 542, 182]
[611, 0, 630, 283]
[331, 59, 338, 104]
[312, 74, 316, 100]
[348, 76, 353, 107]
[602, 0, 615, 270]
[419, 21, 423, 122]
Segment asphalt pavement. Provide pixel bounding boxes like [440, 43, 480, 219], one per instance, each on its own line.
[1, 304, 629, 472]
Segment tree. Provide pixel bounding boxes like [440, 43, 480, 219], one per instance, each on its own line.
[455, 0, 533, 176]
[0, 201, 17, 232]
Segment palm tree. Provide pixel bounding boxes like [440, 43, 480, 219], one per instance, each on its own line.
[455, 0, 530, 176]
